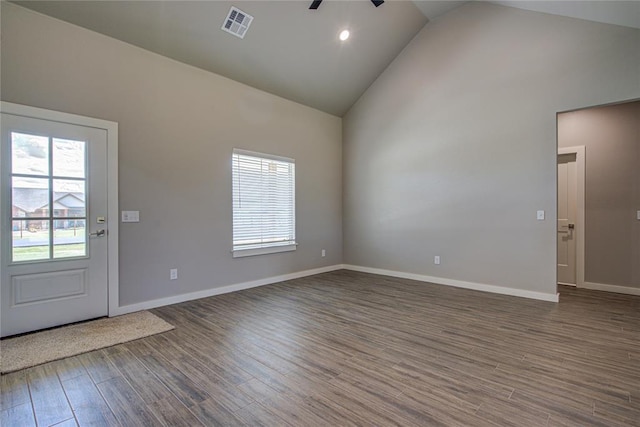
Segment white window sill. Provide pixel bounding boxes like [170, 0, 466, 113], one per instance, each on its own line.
[232, 243, 297, 258]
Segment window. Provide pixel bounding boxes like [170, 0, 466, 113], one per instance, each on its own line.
[10, 132, 88, 262]
[232, 149, 296, 257]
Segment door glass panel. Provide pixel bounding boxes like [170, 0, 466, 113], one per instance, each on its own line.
[53, 179, 86, 218]
[10, 132, 88, 263]
[12, 220, 50, 262]
[53, 138, 85, 178]
[12, 177, 50, 217]
[53, 219, 86, 258]
[11, 132, 49, 176]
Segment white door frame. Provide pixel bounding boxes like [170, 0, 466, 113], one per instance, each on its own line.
[1, 102, 119, 316]
[557, 146, 585, 287]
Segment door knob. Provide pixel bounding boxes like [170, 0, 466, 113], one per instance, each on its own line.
[89, 229, 106, 237]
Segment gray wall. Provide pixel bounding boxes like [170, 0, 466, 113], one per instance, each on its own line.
[1, 3, 343, 306]
[343, 3, 640, 296]
[559, 101, 640, 289]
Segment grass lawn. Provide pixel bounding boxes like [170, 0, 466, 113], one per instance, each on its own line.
[13, 244, 86, 262]
[12, 228, 86, 243]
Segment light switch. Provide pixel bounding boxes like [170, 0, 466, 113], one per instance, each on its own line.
[122, 211, 140, 223]
[637, 210, 640, 220]
[537, 210, 545, 220]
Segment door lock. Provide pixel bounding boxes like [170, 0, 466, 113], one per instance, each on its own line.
[89, 229, 106, 237]
[568, 223, 575, 229]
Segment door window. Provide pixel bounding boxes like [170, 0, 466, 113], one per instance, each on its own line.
[10, 132, 87, 262]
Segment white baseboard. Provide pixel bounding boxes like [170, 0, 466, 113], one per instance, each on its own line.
[581, 281, 640, 296]
[112, 262, 563, 317]
[111, 264, 343, 316]
[342, 264, 559, 302]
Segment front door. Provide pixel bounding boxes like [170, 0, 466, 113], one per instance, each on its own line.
[1, 113, 108, 337]
[557, 153, 577, 285]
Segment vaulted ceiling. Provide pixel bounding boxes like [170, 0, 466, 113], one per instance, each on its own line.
[13, 1, 640, 116]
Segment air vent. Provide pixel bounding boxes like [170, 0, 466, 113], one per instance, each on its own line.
[221, 6, 253, 39]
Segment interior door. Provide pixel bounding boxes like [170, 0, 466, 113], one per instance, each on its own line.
[1, 113, 108, 337]
[558, 153, 577, 285]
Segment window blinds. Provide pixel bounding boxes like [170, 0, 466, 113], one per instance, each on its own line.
[232, 149, 296, 252]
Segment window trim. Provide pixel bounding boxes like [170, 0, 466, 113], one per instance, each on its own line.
[232, 243, 297, 258]
[231, 148, 296, 258]
[233, 148, 294, 165]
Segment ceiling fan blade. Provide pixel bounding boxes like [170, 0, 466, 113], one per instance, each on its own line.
[371, 0, 384, 7]
[309, 0, 322, 10]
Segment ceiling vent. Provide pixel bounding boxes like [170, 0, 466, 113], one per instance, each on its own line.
[221, 6, 253, 39]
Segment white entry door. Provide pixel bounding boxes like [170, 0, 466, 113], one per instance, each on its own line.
[557, 153, 577, 285]
[1, 113, 108, 337]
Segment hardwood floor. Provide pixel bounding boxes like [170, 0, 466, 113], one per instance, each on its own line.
[2, 270, 639, 426]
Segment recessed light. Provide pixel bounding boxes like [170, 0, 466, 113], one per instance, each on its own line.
[339, 30, 350, 41]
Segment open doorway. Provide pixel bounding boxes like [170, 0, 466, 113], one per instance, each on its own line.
[556, 99, 640, 296]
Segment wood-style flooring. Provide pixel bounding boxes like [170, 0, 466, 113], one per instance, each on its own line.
[2, 270, 639, 426]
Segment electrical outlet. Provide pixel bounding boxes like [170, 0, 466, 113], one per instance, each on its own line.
[170, 268, 178, 280]
[434, 256, 440, 265]
[321, 249, 326, 257]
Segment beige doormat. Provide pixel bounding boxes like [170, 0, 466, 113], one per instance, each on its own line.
[1, 311, 174, 374]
